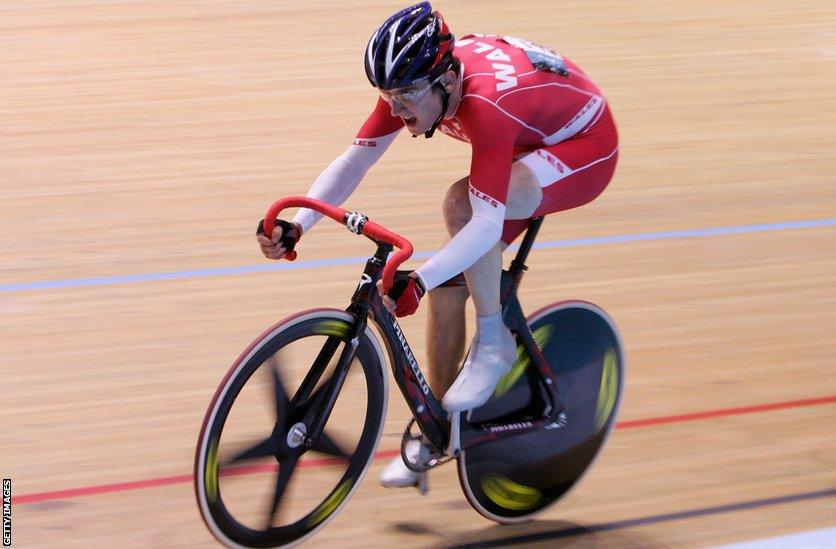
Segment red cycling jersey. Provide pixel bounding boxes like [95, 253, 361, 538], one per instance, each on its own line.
[293, 34, 618, 291]
[356, 34, 612, 208]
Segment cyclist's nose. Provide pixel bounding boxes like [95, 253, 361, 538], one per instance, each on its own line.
[390, 100, 408, 118]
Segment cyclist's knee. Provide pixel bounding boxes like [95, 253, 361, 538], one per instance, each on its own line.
[506, 162, 542, 219]
[443, 177, 472, 235]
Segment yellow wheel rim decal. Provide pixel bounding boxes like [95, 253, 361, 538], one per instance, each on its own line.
[595, 347, 619, 432]
[493, 324, 553, 398]
[308, 478, 354, 527]
[205, 437, 219, 504]
[314, 320, 350, 338]
[481, 474, 542, 510]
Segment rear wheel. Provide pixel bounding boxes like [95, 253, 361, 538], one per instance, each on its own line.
[195, 309, 388, 547]
[458, 301, 625, 523]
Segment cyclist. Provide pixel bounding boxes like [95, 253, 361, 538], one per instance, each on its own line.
[257, 2, 618, 490]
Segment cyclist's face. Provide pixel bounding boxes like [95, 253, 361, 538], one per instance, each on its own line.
[380, 78, 444, 135]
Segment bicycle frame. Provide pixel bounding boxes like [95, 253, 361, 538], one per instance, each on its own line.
[196, 197, 623, 547]
[262, 198, 561, 458]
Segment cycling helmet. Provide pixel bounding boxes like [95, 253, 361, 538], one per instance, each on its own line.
[364, 2, 455, 91]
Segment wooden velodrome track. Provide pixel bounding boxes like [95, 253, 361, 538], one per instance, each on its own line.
[3, 0, 835, 547]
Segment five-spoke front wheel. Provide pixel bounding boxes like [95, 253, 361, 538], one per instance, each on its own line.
[195, 309, 388, 548]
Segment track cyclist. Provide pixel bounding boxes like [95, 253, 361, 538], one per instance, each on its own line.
[257, 2, 619, 490]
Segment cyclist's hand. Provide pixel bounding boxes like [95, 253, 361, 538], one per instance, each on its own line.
[378, 272, 425, 317]
[256, 219, 301, 260]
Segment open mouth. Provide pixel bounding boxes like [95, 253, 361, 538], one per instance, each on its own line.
[403, 116, 417, 126]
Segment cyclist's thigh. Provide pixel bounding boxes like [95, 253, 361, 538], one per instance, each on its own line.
[504, 163, 543, 220]
[501, 109, 619, 244]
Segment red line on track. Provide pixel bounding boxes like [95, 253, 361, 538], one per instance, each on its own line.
[12, 451, 401, 505]
[615, 395, 836, 429]
[13, 396, 834, 506]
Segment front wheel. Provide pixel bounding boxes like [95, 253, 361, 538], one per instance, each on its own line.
[458, 300, 625, 523]
[195, 309, 389, 547]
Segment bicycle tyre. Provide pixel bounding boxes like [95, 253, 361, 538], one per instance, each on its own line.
[195, 308, 389, 548]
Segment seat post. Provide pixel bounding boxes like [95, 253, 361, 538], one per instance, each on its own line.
[509, 217, 543, 275]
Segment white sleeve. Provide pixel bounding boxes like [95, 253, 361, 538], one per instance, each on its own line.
[292, 130, 400, 233]
[414, 184, 507, 291]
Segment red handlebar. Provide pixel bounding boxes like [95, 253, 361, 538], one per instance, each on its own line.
[264, 197, 414, 294]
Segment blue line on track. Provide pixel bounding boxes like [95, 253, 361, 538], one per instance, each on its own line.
[2, 218, 834, 294]
[445, 487, 836, 548]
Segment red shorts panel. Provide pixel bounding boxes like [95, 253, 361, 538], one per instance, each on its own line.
[501, 105, 619, 244]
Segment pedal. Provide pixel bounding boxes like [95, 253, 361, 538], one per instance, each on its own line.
[401, 419, 447, 473]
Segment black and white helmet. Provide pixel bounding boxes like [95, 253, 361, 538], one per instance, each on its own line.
[364, 2, 455, 90]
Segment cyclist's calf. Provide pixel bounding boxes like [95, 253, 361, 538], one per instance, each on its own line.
[426, 284, 470, 396]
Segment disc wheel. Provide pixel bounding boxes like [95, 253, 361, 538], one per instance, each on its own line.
[195, 309, 388, 547]
[458, 301, 625, 523]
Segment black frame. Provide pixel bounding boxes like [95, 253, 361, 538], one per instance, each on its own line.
[304, 216, 562, 458]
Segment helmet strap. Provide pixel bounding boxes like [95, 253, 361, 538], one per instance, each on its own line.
[422, 82, 450, 139]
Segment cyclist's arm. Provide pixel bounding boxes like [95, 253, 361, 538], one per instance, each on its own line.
[414, 112, 519, 290]
[292, 97, 404, 233]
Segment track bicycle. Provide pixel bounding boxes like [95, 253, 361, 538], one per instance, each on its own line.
[195, 196, 625, 547]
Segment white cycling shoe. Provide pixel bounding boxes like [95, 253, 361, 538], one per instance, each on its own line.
[379, 436, 429, 493]
[442, 323, 517, 413]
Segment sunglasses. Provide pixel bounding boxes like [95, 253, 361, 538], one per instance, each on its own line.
[379, 74, 444, 107]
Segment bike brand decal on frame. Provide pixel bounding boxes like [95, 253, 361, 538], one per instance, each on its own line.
[482, 420, 533, 433]
[390, 318, 431, 395]
[356, 273, 372, 292]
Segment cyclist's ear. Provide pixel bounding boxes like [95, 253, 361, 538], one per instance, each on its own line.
[441, 72, 455, 90]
